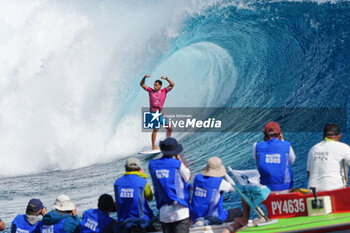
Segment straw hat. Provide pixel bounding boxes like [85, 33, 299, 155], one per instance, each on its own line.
[201, 156, 226, 177]
[52, 194, 75, 212]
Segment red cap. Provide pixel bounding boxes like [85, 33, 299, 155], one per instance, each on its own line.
[264, 121, 281, 135]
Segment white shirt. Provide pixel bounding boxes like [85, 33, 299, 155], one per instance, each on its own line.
[220, 179, 235, 192]
[159, 163, 191, 223]
[307, 140, 350, 192]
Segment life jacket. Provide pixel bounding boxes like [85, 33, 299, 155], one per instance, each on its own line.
[80, 209, 113, 233]
[148, 157, 190, 209]
[12, 215, 42, 233]
[41, 218, 66, 233]
[114, 174, 153, 222]
[190, 174, 228, 222]
[255, 137, 293, 191]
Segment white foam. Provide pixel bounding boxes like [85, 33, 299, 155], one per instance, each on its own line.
[0, 0, 237, 177]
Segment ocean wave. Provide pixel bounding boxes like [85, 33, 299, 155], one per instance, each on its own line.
[0, 0, 349, 176]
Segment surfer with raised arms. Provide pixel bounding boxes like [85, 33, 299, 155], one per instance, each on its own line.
[140, 74, 174, 150]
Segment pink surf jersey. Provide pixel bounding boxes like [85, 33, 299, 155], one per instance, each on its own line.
[147, 87, 168, 112]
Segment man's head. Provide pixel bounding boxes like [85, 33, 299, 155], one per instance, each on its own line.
[26, 198, 45, 216]
[98, 194, 116, 213]
[201, 156, 226, 177]
[160, 137, 183, 157]
[52, 194, 75, 213]
[264, 121, 281, 140]
[125, 157, 141, 172]
[323, 123, 341, 141]
[154, 80, 162, 91]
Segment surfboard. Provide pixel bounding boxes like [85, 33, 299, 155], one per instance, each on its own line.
[138, 149, 161, 155]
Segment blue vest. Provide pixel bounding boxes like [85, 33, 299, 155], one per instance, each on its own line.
[190, 175, 228, 222]
[80, 209, 113, 233]
[12, 215, 42, 233]
[148, 157, 190, 209]
[114, 174, 153, 222]
[255, 138, 293, 191]
[41, 218, 66, 233]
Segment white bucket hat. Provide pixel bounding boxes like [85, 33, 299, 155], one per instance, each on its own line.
[52, 194, 75, 212]
[201, 156, 226, 177]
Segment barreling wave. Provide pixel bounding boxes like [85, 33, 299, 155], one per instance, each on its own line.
[0, 0, 349, 177]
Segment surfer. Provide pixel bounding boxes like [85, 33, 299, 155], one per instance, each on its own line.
[140, 74, 174, 150]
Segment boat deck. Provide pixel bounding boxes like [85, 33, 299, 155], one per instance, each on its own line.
[240, 212, 350, 233]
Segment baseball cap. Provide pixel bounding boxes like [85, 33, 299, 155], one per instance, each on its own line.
[26, 198, 44, 212]
[264, 121, 281, 135]
[125, 157, 141, 169]
[323, 123, 341, 136]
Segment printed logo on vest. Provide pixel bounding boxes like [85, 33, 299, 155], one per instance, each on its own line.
[15, 228, 29, 233]
[194, 187, 207, 198]
[85, 218, 98, 231]
[42, 225, 54, 233]
[156, 169, 169, 178]
[265, 154, 281, 164]
[120, 188, 134, 198]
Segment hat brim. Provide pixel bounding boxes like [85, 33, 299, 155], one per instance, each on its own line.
[52, 202, 75, 212]
[201, 165, 226, 177]
[160, 144, 183, 156]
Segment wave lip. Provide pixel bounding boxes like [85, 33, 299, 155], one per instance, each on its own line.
[1, 0, 350, 176]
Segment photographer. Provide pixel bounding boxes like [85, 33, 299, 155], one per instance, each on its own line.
[42, 194, 80, 233]
[11, 198, 46, 233]
[80, 194, 117, 233]
[114, 158, 154, 233]
[149, 138, 191, 233]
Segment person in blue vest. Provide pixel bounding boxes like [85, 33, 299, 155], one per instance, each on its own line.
[224, 121, 296, 233]
[254, 121, 295, 193]
[190, 157, 242, 225]
[11, 198, 46, 233]
[0, 218, 4, 231]
[114, 157, 154, 233]
[148, 137, 191, 233]
[41, 194, 80, 233]
[80, 194, 117, 233]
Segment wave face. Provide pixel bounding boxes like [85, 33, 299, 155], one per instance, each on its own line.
[1, 0, 350, 178]
[174, 0, 350, 190]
